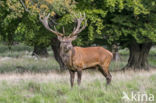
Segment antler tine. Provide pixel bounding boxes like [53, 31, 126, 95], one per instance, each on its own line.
[80, 12, 82, 18]
[63, 26, 65, 34]
[83, 12, 86, 19]
[76, 19, 87, 34]
[69, 12, 87, 37]
[79, 12, 85, 21]
[73, 27, 76, 31]
[54, 25, 57, 31]
[74, 13, 77, 18]
[45, 13, 50, 20]
[39, 13, 63, 37]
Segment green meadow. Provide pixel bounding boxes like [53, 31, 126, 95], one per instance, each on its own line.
[0, 44, 155, 103]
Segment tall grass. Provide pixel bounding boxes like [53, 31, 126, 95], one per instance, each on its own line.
[0, 70, 156, 103]
[0, 57, 59, 73]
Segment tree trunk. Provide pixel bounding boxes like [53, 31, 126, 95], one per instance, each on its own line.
[123, 41, 152, 70]
[32, 45, 49, 57]
[51, 38, 67, 70]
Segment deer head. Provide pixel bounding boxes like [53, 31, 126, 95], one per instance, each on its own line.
[39, 13, 87, 53]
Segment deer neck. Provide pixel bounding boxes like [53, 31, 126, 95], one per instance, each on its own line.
[60, 47, 74, 67]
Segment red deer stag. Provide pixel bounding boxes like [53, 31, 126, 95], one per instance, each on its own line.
[39, 13, 113, 87]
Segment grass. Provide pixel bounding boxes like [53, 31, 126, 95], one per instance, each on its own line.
[0, 43, 32, 53]
[0, 44, 53, 57]
[0, 44, 155, 103]
[0, 44, 155, 73]
[0, 57, 59, 73]
[0, 70, 156, 103]
[0, 44, 58, 73]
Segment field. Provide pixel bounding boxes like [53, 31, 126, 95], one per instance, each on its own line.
[0, 44, 156, 103]
[0, 70, 156, 103]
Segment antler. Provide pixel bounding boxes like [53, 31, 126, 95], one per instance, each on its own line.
[39, 14, 64, 37]
[69, 13, 87, 37]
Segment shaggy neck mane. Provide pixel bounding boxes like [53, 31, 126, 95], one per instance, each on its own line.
[60, 47, 75, 67]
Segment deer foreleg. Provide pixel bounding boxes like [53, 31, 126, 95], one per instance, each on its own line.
[69, 70, 75, 87]
[77, 70, 82, 86]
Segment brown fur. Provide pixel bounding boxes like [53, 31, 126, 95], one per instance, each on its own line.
[66, 46, 113, 87]
[72, 47, 113, 70]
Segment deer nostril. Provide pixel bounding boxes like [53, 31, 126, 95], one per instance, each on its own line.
[67, 46, 72, 50]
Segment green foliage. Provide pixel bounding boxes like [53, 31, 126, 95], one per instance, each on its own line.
[0, 0, 24, 45]
[17, 0, 75, 47]
[0, 0, 76, 47]
[75, 0, 156, 47]
[1, 0, 156, 47]
[15, 14, 52, 47]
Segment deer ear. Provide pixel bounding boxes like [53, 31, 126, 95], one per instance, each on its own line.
[70, 35, 77, 41]
[57, 36, 63, 41]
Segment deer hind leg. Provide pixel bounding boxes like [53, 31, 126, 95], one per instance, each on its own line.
[69, 70, 75, 88]
[77, 70, 82, 86]
[99, 64, 112, 85]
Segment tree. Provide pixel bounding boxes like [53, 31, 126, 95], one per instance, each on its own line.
[75, 0, 156, 70]
[15, 13, 52, 57]
[104, 0, 156, 70]
[18, 0, 76, 69]
[0, 0, 51, 56]
[0, 0, 75, 69]
[0, 0, 24, 48]
[51, 37, 67, 70]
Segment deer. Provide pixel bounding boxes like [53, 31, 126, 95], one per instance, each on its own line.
[39, 13, 113, 87]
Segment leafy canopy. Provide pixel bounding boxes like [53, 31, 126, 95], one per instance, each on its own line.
[0, 0, 76, 47]
[75, 0, 156, 47]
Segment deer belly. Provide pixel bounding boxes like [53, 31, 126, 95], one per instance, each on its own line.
[83, 62, 99, 69]
[73, 61, 99, 70]
[82, 56, 100, 67]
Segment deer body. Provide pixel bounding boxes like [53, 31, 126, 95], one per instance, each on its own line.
[63, 46, 113, 71]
